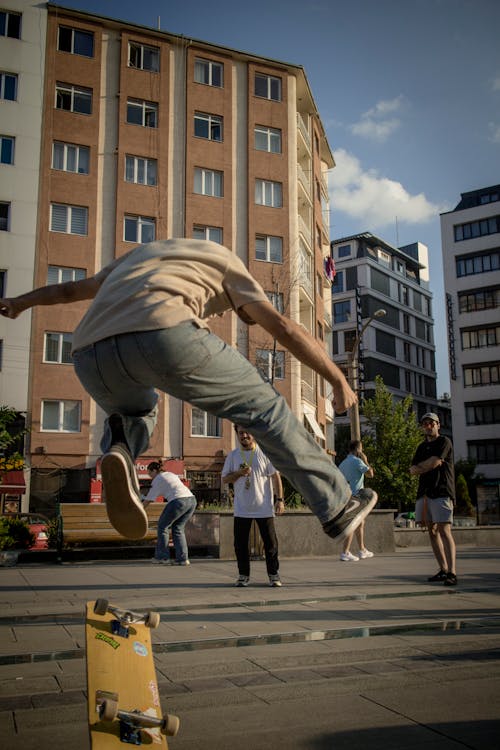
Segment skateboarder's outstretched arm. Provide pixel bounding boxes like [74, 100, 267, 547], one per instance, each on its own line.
[0, 249, 135, 319]
[239, 299, 357, 414]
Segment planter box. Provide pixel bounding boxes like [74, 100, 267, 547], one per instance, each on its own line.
[214, 509, 395, 559]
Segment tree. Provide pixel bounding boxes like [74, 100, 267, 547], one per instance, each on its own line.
[455, 473, 475, 517]
[361, 376, 422, 511]
[454, 458, 482, 506]
[0, 406, 26, 476]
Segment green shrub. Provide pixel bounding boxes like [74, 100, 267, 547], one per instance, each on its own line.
[0, 516, 35, 550]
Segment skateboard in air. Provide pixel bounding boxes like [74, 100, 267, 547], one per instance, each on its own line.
[85, 598, 180, 748]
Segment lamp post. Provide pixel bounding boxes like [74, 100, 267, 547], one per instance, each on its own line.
[348, 308, 386, 441]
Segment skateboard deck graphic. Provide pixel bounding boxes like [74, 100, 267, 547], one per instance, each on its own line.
[85, 599, 179, 748]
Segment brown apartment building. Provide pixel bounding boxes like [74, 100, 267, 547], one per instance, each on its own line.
[23, 4, 334, 511]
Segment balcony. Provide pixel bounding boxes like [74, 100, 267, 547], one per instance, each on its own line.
[297, 113, 311, 149]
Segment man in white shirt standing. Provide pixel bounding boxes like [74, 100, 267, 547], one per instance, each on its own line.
[222, 425, 285, 587]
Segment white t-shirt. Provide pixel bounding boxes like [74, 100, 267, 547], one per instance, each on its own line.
[144, 472, 193, 503]
[222, 445, 277, 518]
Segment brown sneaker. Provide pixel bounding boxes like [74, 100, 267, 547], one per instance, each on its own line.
[101, 447, 147, 539]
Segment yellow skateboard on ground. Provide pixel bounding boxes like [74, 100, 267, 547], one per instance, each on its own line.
[85, 599, 180, 748]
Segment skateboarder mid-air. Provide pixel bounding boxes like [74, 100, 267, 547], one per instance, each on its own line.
[0, 238, 377, 541]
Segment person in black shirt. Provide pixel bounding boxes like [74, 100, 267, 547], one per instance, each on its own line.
[410, 413, 457, 586]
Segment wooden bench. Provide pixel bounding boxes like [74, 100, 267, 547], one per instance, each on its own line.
[58, 502, 165, 548]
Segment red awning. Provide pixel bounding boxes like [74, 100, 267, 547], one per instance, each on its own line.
[0, 470, 26, 494]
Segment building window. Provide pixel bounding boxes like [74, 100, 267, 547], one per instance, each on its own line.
[376, 329, 396, 357]
[266, 291, 284, 313]
[193, 225, 223, 244]
[125, 155, 157, 186]
[0, 72, 17, 101]
[44, 333, 73, 364]
[371, 268, 390, 296]
[403, 313, 410, 334]
[331, 270, 344, 294]
[462, 326, 500, 349]
[128, 42, 159, 71]
[124, 215, 155, 243]
[479, 191, 500, 204]
[57, 26, 94, 57]
[404, 341, 411, 362]
[468, 440, 500, 465]
[126, 98, 158, 128]
[337, 244, 351, 258]
[254, 125, 281, 153]
[50, 204, 88, 235]
[333, 300, 350, 324]
[256, 349, 285, 381]
[194, 58, 223, 87]
[191, 407, 221, 437]
[0, 10, 21, 39]
[454, 216, 500, 241]
[463, 363, 500, 387]
[55, 83, 92, 114]
[194, 167, 223, 197]
[194, 112, 223, 141]
[459, 287, 500, 312]
[41, 400, 81, 432]
[255, 179, 282, 208]
[0, 135, 14, 164]
[47, 266, 86, 285]
[0, 270, 5, 296]
[255, 234, 282, 263]
[52, 141, 89, 174]
[456, 250, 500, 277]
[413, 290, 423, 312]
[465, 402, 500, 425]
[254, 73, 281, 101]
[0, 202, 8, 231]
[344, 330, 356, 353]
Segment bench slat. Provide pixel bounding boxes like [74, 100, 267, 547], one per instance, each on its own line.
[59, 503, 164, 546]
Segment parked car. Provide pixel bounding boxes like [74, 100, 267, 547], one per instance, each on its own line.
[394, 511, 416, 527]
[1, 513, 49, 549]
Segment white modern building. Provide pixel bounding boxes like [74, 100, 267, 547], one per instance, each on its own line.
[441, 185, 500, 517]
[0, 1, 47, 509]
[330, 232, 443, 440]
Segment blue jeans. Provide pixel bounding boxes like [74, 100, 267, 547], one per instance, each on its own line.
[72, 321, 350, 525]
[155, 495, 197, 562]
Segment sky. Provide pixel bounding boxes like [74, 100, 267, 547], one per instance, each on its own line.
[57, 0, 500, 396]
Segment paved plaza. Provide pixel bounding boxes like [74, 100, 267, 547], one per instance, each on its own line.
[1, 545, 500, 749]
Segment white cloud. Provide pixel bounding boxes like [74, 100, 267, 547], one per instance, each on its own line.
[331, 149, 447, 229]
[349, 96, 405, 142]
[350, 118, 400, 141]
[489, 122, 500, 143]
[492, 76, 500, 91]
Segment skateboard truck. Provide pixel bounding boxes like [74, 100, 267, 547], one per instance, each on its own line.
[98, 694, 180, 745]
[94, 598, 161, 638]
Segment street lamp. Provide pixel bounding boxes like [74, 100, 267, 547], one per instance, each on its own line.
[348, 308, 386, 441]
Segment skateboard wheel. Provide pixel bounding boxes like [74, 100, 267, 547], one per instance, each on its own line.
[94, 598, 109, 616]
[145, 611, 160, 629]
[100, 698, 118, 722]
[161, 714, 180, 737]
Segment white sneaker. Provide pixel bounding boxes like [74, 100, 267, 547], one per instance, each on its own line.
[172, 560, 191, 566]
[269, 574, 282, 587]
[358, 549, 374, 559]
[340, 551, 359, 562]
[235, 575, 250, 587]
[151, 557, 170, 564]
